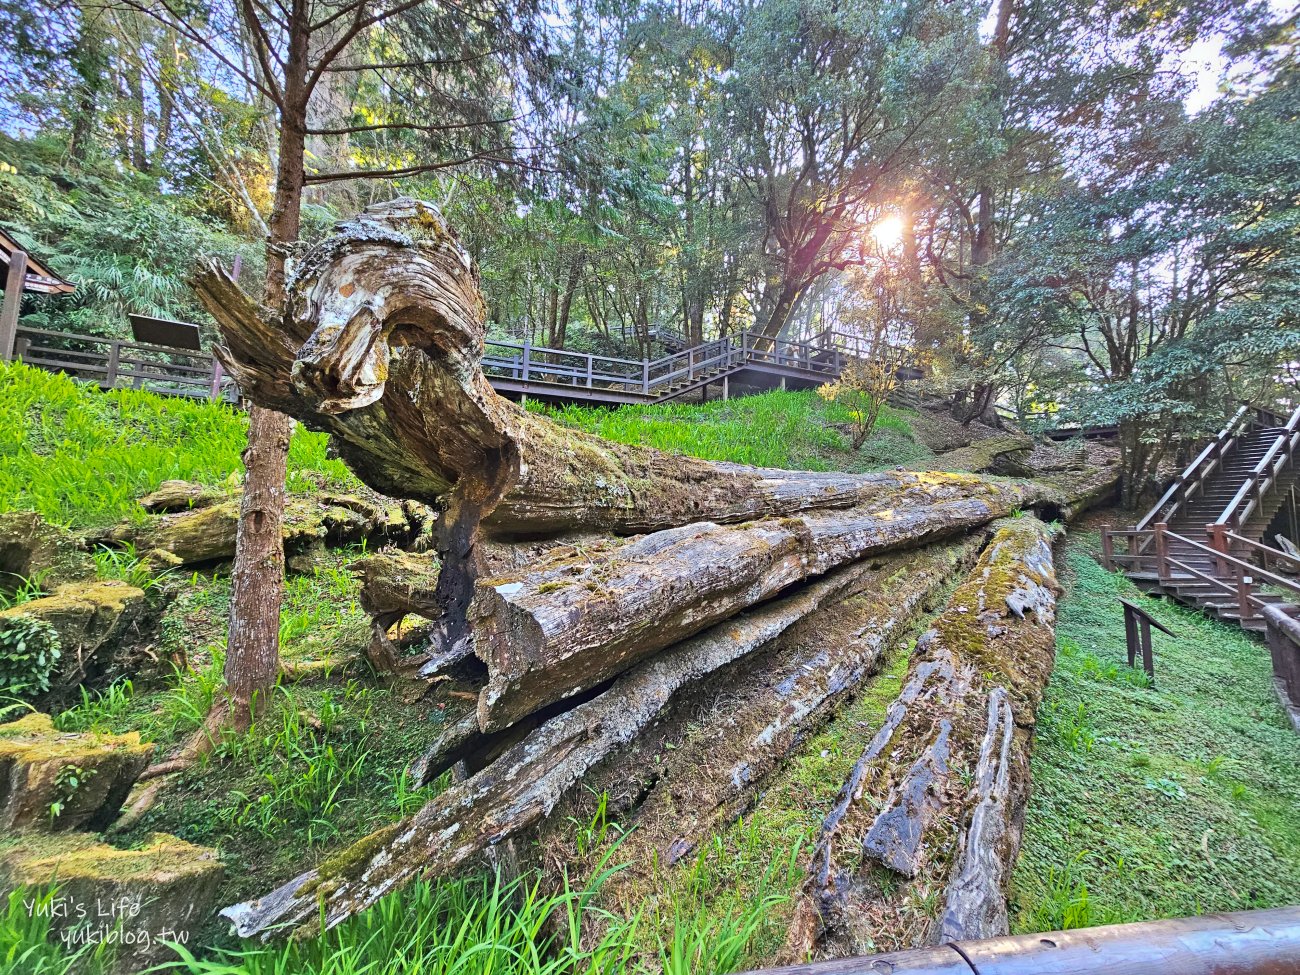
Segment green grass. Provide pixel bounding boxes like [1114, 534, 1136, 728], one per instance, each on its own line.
[531, 391, 930, 473]
[1011, 535, 1300, 931]
[0, 362, 358, 528]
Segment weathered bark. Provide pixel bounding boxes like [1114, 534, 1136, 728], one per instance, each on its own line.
[220, 556, 893, 939]
[789, 517, 1060, 957]
[472, 475, 1035, 732]
[549, 537, 986, 898]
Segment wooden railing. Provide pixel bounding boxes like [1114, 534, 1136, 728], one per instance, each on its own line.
[14, 326, 236, 401]
[14, 322, 919, 407]
[1135, 404, 1252, 533]
[1213, 402, 1300, 531]
[1102, 523, 1300, 624]
[480, 327, 913, 400]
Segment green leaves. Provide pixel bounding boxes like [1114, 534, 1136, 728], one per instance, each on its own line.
[0, 614, 61, 700]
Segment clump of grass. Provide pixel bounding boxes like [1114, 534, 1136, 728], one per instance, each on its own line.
[0, 361, 357, 528]
[0, 886, 115, 975]
[1011, 535, 1300, 930]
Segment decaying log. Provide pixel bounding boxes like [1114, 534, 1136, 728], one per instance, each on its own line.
[789, 516, 1060, 958]
[190, 200, 1059, 652]
[191, 200, 931, 537]
[472, 476, 1034, 731]
[543, 537, 985, 898]
[933, 434, 1033, 474]
[937, 686, 1015, 941]
[220, 556, 896, 939]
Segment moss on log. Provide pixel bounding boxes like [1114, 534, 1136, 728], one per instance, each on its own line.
[789, 517, 1060, 957]
[471, 473, 1035, 732]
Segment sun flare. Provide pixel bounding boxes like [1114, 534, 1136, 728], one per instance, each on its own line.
[870, 214, 905, 251]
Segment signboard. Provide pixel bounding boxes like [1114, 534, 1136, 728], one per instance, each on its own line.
[128, 314, 202, 351]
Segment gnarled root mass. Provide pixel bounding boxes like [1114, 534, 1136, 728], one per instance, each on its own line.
[788, 516, 1060, 958]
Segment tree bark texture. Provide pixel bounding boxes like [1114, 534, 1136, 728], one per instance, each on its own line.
[223, 405, 293, 729]
[220, 555, 905, 939]
[787, 516, 1060, 958]
[545, 536, 987, 906]
[471, 475, 1035, 732]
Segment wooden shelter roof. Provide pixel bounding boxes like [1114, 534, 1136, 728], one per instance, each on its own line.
[0, 228, 76, 294]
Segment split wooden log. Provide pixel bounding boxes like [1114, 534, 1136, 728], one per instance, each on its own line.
[220, 556, 897, 939]
[543, 537, 985, 896]
[788, 516, 1060, 958]
[471, 475, 1035, 732]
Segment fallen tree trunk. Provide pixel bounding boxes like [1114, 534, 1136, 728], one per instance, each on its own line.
[190, 200, 1050, 650]
[545, 537, 985, 898]
[472, 476, 1033, 732]
[788, 516, 1060, 958]
[191, 200, 921, 539]
[220, 556, 900, 939]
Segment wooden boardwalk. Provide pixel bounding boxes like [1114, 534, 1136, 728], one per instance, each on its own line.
[12, 324, 922, 408]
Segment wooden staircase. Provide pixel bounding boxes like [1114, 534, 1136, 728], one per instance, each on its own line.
[1103, 404, 1300, 633]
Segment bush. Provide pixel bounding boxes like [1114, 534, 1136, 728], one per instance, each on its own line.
[0, 615, 61, 698]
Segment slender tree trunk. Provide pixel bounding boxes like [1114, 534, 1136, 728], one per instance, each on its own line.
[219, 16, 309, 731]
[68, 20, 106, 164]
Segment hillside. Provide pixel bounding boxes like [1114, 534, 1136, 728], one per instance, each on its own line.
[0, 371, 1296, 974]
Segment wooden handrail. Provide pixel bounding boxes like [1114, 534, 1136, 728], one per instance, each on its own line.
[1136, 404, 1251, 532]
[1214, 402, 1300, 529]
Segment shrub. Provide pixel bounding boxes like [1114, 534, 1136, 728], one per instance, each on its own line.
[0, 615, 61, 698]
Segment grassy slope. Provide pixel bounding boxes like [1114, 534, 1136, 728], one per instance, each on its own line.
[1011, 534, 1300, 931]
[0, 362, 358, 528]
[532, 391, 933, 473]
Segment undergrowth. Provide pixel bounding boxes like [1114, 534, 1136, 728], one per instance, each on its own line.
[1011, 534, 1300, 931]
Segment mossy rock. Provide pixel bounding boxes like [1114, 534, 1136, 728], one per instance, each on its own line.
[0, 713, 152, 832]
[1, 580, 147, 699]
[0, 511, 95, 595]
[0, 831, 223, 974]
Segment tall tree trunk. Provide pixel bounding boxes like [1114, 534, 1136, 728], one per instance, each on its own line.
[68, 18, 106, 164]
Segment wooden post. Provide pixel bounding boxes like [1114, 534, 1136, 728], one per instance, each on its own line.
[521, 338, 531, 383]
[1154, 522, 1169, 580]
[642, 359, 649, 394]
[105, 341, 121, 388]
[722, 374, 729, 401]
[1209, 523, 1229, 577]
[0, 248, 28, 362]
[1238, 573, 1253, 620]
[209, 357, 225, 400]
[585, 354, 593, 388]
[1101, 530, 1115, 570]
[1124, 604, 1138, 668]
[688, 347, 695, 381]
[1139, 616, 1155, 678]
